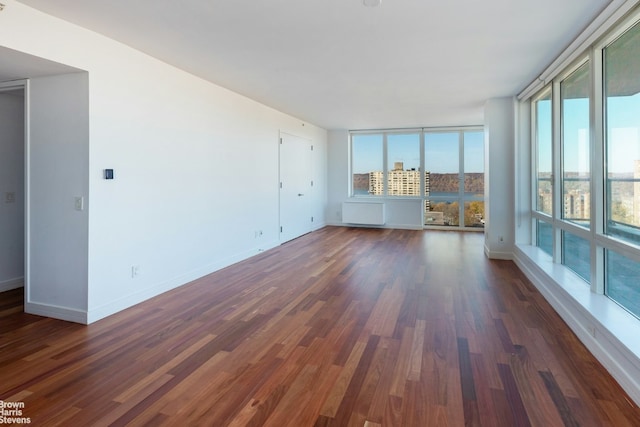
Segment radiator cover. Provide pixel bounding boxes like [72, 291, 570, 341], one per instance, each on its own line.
[341, 202, 385, 225]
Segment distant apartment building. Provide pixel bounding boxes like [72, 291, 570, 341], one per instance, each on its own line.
[538, 186, 590, 220]
[539, 191, 552, 214]
[564, 190, 590, 220]
[369, 171, 384, 195]
[368, 162, 430, 196]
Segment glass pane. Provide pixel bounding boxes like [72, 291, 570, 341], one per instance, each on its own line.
[604, 22, 640, 246]
[352, 134, 383, 196]
[561, 62, 591, 228]
[561, 231, 591, 283]
[536, 90, 553, 215]
[463, 131, 484, 197]
[464, 201, 485, 227]
[425, 199, 459, 226]
[387, 133, 421, 196]
[536, 219, 553, 256]
[425, 132, 459, 195]
[606, 249, 640, 318]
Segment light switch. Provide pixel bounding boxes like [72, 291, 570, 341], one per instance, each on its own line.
[5, 192, 15, 203]
[74, 196, 84, 211]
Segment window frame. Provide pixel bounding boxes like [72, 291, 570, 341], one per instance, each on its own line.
[529, 9, 640, 316]
[559, 59, 592, 229]
[350, 131, 385, 197]
[349, 127, 485, 230]
[531, 86, 553, 220]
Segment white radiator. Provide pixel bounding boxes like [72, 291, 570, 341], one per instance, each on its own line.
[342, 201, 385, 225]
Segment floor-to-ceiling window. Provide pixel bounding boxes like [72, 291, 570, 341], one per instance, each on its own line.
[560, 61, 592, 283]
[350, 127, 484, 230]
[424, 130, 485, 228]
[351, 133, 383, 196]
[533, 88, 553, 256]
[561, 62, 591, 228]
[424, 132, 461, 226]
[603, 20, 640, 317]
[462, 131, 485, 227]
[387, 133, 421, 196]
[530, 12, 640, 319]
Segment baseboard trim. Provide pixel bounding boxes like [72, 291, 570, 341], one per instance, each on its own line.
[312, 221, 327, 231]
[483, 244, 513, 260]
[0, 277, 24, 292]
[25, 301, 88, 324]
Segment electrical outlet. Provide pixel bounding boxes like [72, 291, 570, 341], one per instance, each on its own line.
[5, 192, 15, 203]
[131, 265, 140, 278]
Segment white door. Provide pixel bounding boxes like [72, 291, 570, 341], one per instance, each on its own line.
[279, 132, 312, 243]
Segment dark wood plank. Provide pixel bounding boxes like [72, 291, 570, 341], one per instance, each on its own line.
[497, 363, 532, 427]
[539, 370, 581, 427]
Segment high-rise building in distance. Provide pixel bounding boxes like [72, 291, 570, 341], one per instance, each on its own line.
[368, 162, 430, 196]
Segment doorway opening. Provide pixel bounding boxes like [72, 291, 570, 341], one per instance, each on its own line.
[0, 82, 26, 302]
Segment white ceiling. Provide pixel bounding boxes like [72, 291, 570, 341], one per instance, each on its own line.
[12, 0, 610, 129]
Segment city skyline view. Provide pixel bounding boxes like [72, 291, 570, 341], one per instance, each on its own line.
[537, 89, 640, 233]
[351, 130, 485, 227]
[531, 20, 640, 321]
[353, 168, 485, 227]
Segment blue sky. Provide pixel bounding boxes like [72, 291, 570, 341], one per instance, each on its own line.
[607, 95, 640, 174]
[537, 93, 640, 174]
[352, 131, 484, 174]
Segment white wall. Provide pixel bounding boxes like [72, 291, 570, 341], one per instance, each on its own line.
[0, 1, 327, 323]
[0, 90, 24, 292]
[327, 130, 349, 224]
[86, 70, 326, 322]
[26, 73, 90, 320]
[484, 97, 516, 259]
[311, 135, 328, 232]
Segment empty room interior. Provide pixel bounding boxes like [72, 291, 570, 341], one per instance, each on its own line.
[1, 0, 640, 425]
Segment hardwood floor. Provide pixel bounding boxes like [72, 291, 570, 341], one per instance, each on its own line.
[1, 227, 639, 426]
